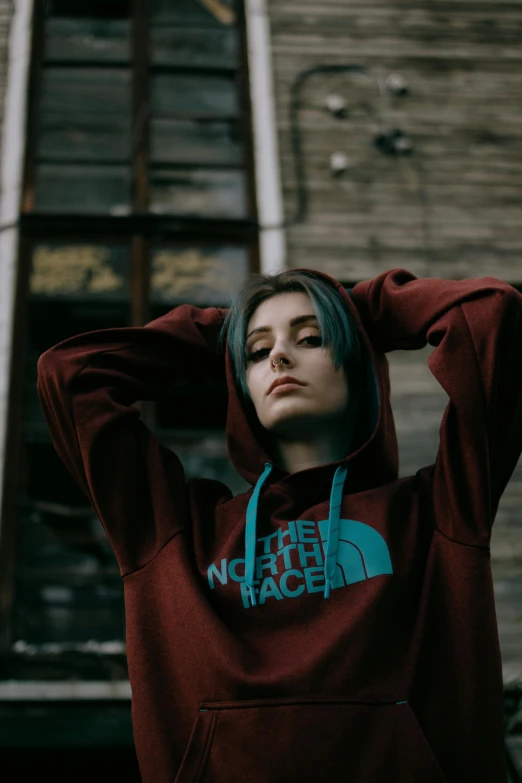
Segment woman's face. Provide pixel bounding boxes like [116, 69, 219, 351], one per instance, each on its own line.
[244, 291, 351, 438]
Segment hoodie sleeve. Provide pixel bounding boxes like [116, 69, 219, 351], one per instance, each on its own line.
[350, 268, 522, 546]
[36, 305, 228, 575]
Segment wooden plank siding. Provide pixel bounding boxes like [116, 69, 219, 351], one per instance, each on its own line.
[267, 0, 522, 683]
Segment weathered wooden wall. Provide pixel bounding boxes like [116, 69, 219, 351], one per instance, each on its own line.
[388, 348, 522, 685]
[268, 0, 522, 683]
[269, 0, 522, 283]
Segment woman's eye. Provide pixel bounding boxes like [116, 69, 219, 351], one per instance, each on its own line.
[247, 335, 321, 362]
[248, 347, 270, 362]
[300, 335, 322, 346]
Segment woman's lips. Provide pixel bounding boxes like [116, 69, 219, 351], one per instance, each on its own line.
[270, 383, 305, 395]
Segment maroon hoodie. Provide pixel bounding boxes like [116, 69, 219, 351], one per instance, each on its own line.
[36, 267, 522, 782]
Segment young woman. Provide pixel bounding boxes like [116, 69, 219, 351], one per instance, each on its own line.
[37, 267, 522, 782]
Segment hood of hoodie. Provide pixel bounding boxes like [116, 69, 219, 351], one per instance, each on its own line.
[224, 268, 399, 503]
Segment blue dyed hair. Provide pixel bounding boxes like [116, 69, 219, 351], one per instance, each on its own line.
[218, 270, 364, 405]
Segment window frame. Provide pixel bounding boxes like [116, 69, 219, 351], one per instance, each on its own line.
[0, 0, 258, 653]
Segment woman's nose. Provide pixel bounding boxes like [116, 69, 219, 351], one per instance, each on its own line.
[269, 347, 292, 367]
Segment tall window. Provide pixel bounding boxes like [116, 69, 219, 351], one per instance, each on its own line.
[0, 0, 256, 673]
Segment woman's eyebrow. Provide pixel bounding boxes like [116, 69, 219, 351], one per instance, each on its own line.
[246, 314, 318, 341]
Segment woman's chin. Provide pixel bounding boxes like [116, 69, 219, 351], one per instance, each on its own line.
[263, 409, 324, 440]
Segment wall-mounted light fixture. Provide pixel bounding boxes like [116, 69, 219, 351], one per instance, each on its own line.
[330, 151, 350, 176]
[324, 94, 349, 119]
[385, 73, 409, 96]
[322, 71, 413, 168]
[259, 64, 414, 229]
[374, 128, 414, 156]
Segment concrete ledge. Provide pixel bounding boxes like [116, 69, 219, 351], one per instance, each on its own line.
[0, 680, 131, 700]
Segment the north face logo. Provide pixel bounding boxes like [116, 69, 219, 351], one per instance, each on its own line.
[207, 519, 393, 608]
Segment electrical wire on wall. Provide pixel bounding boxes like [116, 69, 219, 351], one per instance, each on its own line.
[258, 63, 433, 276]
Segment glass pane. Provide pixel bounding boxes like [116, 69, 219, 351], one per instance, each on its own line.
[151, 0, 237, 26]
[38, 67, 131, 162]
[29, 243, 130, 301]
[149, 168, 246, 217]
[14, 518, 124, 644]
[149, 244, 248, 305]
[15, 279, 131, 647]
[151, 26, 238, 69]
[151, 73, 239, 118]
[48, 0, 131, 18]
[151, 119, 242, 165]
[35, 164, 130, 214]
[45, 18, 131, 62]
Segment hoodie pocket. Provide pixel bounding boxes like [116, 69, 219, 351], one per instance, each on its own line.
[173, 696, 447, 783]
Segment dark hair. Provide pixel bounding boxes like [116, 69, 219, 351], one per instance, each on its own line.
[219, 269, 364, 403]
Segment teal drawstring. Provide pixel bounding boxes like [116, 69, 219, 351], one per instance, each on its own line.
[244, 462, 273, 606]
[323, 464, 348, 599]
[244, 462, 348, 605]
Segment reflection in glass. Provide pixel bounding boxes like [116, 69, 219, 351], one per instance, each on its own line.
[45, 18, 131, 63]
[150, 245, 248, 305]
[35, 164, 130, 214]
[151, 26, 238, 68]
[150, 0, 237, 26]
[150, 168, 246, 217]
[151, 119, 242, 166]
[30, 244, 129, 300]
[17, 268, 131, 647]
[151, 73, 238, 118]
[38, 68, 131, 162]
[15, 421, 124, 644]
